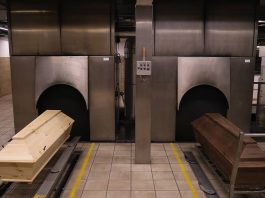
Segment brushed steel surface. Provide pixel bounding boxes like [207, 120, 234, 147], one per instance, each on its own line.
[154, 0, 204, 56]
[135, 4, 152, 164]
[151, 57, 177, 141]
[61, 0, 112, 55]
[9, 0, 61, 55]
[35, 56, 88, 107]
[227, 57, 255, 132]
[11, 56, 37, 132]
[205, 0, 256, 56]
[178, 57, 230, 109]
[89, 56, 115, 141]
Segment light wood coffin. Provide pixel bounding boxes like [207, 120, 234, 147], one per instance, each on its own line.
[192, 113, 265, 187]
[0, 110, 74, 182]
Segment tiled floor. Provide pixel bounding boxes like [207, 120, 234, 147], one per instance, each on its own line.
[60, 143, 265, 198]
[0, 94, 14, 148]
[61, 143, 205, 198]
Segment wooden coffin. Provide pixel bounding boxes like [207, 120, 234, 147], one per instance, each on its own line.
[0, 110, 74, 182]
[192, 113, 265, 187]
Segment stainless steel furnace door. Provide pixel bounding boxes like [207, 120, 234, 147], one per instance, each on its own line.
[89, 56, 115, 141]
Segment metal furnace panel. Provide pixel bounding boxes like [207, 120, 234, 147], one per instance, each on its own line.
[61, 0, 111, 55]
[11, 56, 37, 132]
[35, 57, 88, 107]
[151, 57, 177, 141]
[178, 57, 230, 108]
[9, 0, 61, 55]
[89, 56, 115, 141]
[228, 57, 255, 132]
[154, 0, 204, 56]
[205, 0, 256, 56]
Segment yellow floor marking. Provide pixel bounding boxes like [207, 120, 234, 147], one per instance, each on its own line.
[170, 143, 199, 198]
[69, 143, 95, 198]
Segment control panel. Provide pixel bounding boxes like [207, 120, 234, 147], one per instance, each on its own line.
[136, 61, 152, 76]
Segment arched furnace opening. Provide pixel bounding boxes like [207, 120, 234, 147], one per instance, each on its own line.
[37, 84, 89, 140]
[176, 85, 229, 142]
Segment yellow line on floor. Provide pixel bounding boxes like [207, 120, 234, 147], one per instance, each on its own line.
[33, 195, 46, 198]
[69, 143, 95, 198]
[170, 143, 199, 198]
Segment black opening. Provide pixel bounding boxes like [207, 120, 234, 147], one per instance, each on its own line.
[37, 84, 89, 141]
[176, 85, 229, 142]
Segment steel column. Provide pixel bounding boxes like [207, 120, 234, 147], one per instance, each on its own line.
[135, 0, 152, 164]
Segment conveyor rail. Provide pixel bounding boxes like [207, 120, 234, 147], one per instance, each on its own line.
[34, 137, 80, 198]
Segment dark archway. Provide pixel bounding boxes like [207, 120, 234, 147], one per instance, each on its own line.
[37, 84, 89, 141]
[176, 85, 229, 142]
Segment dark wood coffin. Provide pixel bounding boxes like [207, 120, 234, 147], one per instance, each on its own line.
[192, 113, 265, 187]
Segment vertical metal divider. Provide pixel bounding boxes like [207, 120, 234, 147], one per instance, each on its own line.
[135, 0, 153, 164]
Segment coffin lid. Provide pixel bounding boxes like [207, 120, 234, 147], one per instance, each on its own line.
[0, 110, 74, 163]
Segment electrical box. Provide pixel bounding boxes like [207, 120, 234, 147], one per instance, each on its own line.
[136, 61, 152, 75]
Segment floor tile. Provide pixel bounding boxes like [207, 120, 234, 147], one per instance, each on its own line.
[114, 150, 131, 156]
[113, 156, 131, 164]
[152, 171, 174, 180]
[132, 164, 151, 172]
[132, 180, 154, 190]
[131, 191, 156, 198]
[170, 164, 181, 172]
[98, 144, 115, 151]
[111, 164, 131, 172]
[88, 171, 110, 180]
[171, 163, 192, 172]
[115, 144, 132, 151]
[151, 156, 169, 164]
[154, 180, 178, 190]
[90, 163, 112, 172]
[173, 171, 196, 181]
[156, 191, 181, 198]
[166, 150, 176, 157]
[81, 190, 106, 198]
[132, 171, 153, 180]
[84, 179, 109, 190]
[151, 144, 165, 151]
[96, 150, 114, 157]
[151, 150, 167, 157]
[106, 190, 130, 198]
[164, 143, 174, 151]
[94, 156, 113, 164]
[171, 156, 188, 164]
[176, 180, 200, 191]
[110, 170, 130, 180]
[151, 164, 171, 171]
[108, 180, 130, 190]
